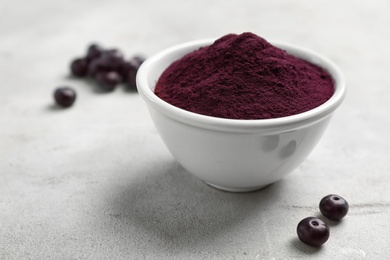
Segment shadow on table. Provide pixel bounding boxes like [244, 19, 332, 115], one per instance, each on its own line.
[289, 238, 323, 255]
[108, 159, 285, 250]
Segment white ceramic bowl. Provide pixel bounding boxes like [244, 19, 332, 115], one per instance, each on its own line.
[136, 39, 346, 192]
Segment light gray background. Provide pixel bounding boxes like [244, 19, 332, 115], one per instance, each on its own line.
[1, 0, 389, 259]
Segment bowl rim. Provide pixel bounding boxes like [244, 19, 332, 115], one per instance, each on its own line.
[136, 38, 346, 133]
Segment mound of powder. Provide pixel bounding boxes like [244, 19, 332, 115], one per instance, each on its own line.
[154, 32, 334, 119]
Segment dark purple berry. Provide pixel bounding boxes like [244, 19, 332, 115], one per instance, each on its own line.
[297, 217, 330, 247]
[70, 58, 89, 77]
[119, 61, 131, 81]
[126, 66, 138, 89]
[88, 58, 109, 77]
[319, 194, 349, 221]
[101, 49, 125, 69]
[88, 49, 125, 77]
[87, 44, 104, 60]
[123, 56, 145, 89]
[54, 87, 76, 107]
[95, 71, 122, 92]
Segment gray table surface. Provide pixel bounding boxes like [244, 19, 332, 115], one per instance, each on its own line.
[1, 0, 390, 259]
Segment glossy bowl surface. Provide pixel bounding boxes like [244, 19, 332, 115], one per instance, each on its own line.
[137, 39, 346, 192]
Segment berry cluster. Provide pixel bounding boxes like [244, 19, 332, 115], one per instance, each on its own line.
[54, 44, 145, 108]
[297, 194, 349, 247]
[70, 44, 145, 91]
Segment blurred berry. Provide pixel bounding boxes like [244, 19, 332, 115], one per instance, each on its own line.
[87, 44, 104, 60]
[70, 58, 89, 77]
[54, 87, 76, 107]
[95, 71, 122, 92]
[124, 56, 146, 90]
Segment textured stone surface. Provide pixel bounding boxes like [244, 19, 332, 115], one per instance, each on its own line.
[1, 0, 390, 259]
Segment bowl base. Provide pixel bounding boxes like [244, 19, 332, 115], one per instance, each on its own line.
[205, 181, 270, 193]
